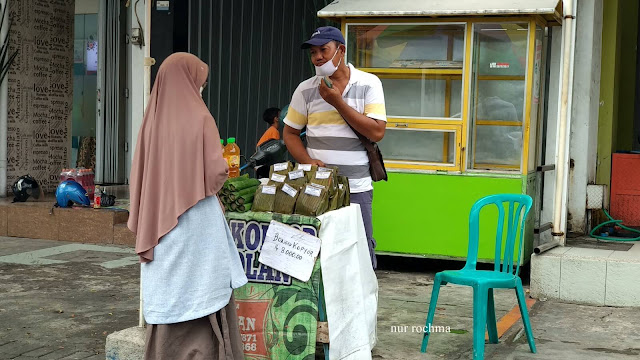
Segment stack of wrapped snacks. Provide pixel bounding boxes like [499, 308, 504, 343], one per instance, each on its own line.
[296, 163, 318, 182]
[269, 162, 293, 179]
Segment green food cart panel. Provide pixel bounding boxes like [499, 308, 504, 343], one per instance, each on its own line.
[373, 172, 534, 263]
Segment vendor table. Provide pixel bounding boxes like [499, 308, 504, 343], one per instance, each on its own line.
[227, 205, 378, 360]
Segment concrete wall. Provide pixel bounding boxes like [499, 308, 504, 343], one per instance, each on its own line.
[541, 0, 604, 236]
[125, 1, 146, 183]
[597, 0, 638, 191]
[6, 0, 75, 193]
[567, 0, 603, 233]
[596, 0, 620, 189]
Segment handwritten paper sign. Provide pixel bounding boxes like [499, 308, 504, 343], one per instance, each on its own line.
[258, 221, 321, 282]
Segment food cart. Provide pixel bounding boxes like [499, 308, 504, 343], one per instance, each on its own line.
[317, 0, 562, 263]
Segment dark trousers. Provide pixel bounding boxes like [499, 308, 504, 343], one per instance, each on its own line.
[350, 190, 376, 269]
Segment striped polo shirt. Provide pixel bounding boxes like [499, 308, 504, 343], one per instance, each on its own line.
[284, 64, 387, 193]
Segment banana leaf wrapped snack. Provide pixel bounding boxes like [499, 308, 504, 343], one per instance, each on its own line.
[329, 175, 350, 211]
[328, 192, 340, 211]
[269, 162, 293, 179]
[267, 172, 287, 187]
[295, 184, 329, 216]
[296, 163, 318, 182]
[273, 183, 300, 214]
[286, 168, 307, 188]
[252, 184, 278, 212]
[237, 202, 252, 212]
[311, 167, 337, 197]
[229, 186, 256, 204]
[338, 175, 350, 207]
[217, 175, 259, 212]
[336, 183, 346, 210]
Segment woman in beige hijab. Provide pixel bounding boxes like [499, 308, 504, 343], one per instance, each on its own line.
[128, 52, 248, 359]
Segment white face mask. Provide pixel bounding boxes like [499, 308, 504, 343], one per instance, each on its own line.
[315, 48, 342, 77]
[199, 86, 204, 96]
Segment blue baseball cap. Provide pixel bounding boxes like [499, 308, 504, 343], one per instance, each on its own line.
[301, 26, 345, 49]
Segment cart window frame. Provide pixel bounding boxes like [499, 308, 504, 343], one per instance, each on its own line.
[466, 21, 532, 173]
[380, 123, 462, 170]
[345, 21, 469, 172]
[342, 18, 542, 175]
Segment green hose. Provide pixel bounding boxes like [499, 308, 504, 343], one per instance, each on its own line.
[590, 209, 640, 241]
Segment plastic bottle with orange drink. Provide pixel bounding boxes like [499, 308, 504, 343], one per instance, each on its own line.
[223, 137, 240, 178]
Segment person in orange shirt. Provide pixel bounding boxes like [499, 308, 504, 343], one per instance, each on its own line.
[257, 107, 281, 147]
[255, 107, 281, 178]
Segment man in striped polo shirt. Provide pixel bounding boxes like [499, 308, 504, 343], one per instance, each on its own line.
[283, 26, 387, 269]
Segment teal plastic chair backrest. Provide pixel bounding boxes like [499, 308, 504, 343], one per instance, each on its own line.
[463, 194, 533, 276]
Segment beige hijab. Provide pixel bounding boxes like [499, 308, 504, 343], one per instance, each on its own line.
[128, 53, 229, 262]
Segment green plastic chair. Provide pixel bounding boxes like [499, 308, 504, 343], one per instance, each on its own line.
[420, 194, 536, 359]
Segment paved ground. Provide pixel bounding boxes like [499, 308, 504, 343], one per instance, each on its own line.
[374, 256, 640, 359]
[0, 238, 139, 359]
[1, 237, 640, 359]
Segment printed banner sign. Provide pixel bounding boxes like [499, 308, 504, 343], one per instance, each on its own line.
[226, 211, 322, 359]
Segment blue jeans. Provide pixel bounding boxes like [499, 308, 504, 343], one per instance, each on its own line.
[350, 190, 376, 269]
